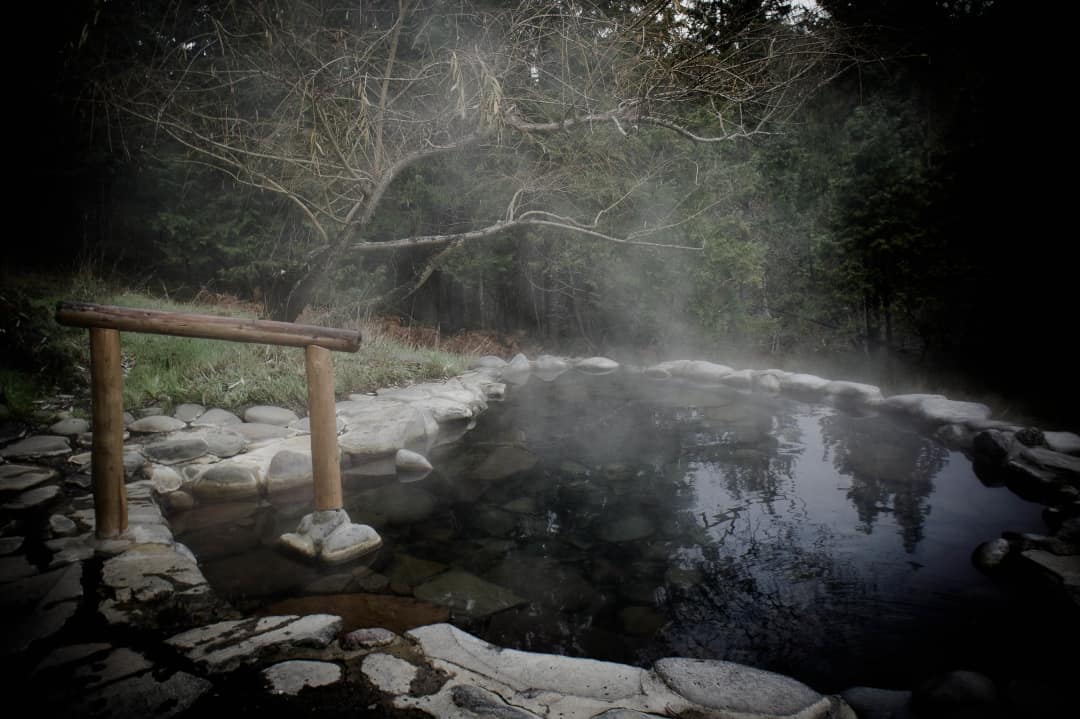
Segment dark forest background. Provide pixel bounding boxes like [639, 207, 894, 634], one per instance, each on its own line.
[7, 0, 1074, 422]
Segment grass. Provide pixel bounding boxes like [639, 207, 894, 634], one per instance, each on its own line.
[0, 271, 471, 419]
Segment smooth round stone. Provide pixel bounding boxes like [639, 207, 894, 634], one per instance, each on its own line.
[395, 449, 432, 473]
[48, 417, 90, 436]
[173, 403, 206, 423]
[268, 450, 313, 494]
[49, 514, 79, 538]
[263, 660, 342, 695]
[244, 405, 300, 427]
[203, 430, 246, 458]
[192, 408, 243, 426]
[654, 658, 826, 716]
[143, 438, 209, 464]
[322, 523, 383, 564]
[3, 484, 62, 511]
[340, 627, 396, 650]
[230, 423, 293, 442]
[128, 415, 187, 433]
[575, 356, 620, 374]
[0, 464, 60, 492]
[151, 466, 184, 494]
[191, 463, 259, 502]
[0, 435, 71, 459]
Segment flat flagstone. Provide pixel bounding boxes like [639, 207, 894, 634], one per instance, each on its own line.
[0, 464, 60, 493]
[49, 417, 90, 436]
[0, 435, 71, 459]
[3, 484, 61, 511]
[263, 660, 343, 695]
[166, 614, 342, 673]
[128, 416, 187, 434]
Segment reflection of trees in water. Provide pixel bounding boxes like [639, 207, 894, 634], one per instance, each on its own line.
[820, 413, 947, 553]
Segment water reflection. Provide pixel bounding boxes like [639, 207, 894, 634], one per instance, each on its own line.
[177, 370, 1048, 692]
[819, 412, 947, 552]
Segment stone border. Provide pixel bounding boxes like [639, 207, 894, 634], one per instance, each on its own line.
[2, 355, 1077, 717]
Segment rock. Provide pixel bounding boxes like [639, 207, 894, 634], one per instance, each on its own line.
[507, 353, 531, 373]
[279, 532, 317, 560]
[35, 642, 112, 672]
[173, 403, 206, 423]
[351, 484, 436, 526]
[487, 554, 594, 612]
[192, 408, 243, 426]
[70, 669, 211, 718]
[362, 652, 418, 695]
[472, 445, 538, 481]
[322, 522, 383, 564]
[886, 395, 992, 426]
[1044, 431, 1080, 456]
[407, 623, 646, 702]
[0, 464, 60, 493]
[340, 627, 397, 650]
[143, 437, 209, 464]
[288, 415, 343, 433]
[0, 555, 38, 582]
[244, 405, 300, 426]
[48, 514, 78, 538]
[413, 570, 527, 618]
[48, 417, 90, 436]
[150, 465, 183, 494]
[972, 538, 1012, 570]
[0, 536, 24, 555]
[3, 484, 61, 511]
[395, 448, 433, 473]
[840, 687, 914, 719]
[203, 429, 247, 458]
[72, 646, 153, 689]
[597, 514, 656, 543]
[935, 423, 973, 450]
[653, 657, 831, 718]
[912, 670, 1000, 719]
[643, 366, 672, 379]
[719, 369, 754, 389]
[123, 449, 146, 478]
[386, 554, 449, 590]
[263, 594, 448, 635]
[825, 380, 884, 405]
[780, 373, 831, 396]
[191, 462, 260, 502]
[682, 361, 735, 384]
[263, 660, 342, 695]
[99, 544, 214, 629]
[230, 422, 295, 443]
[267, 449, 313, 494]
[451, 685, 544, 718]
[474, 355, 508, 369]
[0, 435, 71, 458]
[1019, 550, 1080, 592]
[1021, 446, 1080, 476]
[166, 614, 342, 673]
[338, 399, 434, 459]
[128, 415, 187, 433]
[575, 357, 620, 375]
[752, 372, 782, 393]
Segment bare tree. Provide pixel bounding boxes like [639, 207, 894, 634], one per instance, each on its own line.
[89, 0, 845, 320]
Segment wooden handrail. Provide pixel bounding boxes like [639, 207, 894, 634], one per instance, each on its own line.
[56, 301, 361, 352]
[55, 300, 359, 539]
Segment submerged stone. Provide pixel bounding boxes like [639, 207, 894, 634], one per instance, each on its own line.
[143, 437, 209, 464]
[263, 594, 448, 635]
[413, 570, 526, 618]
[597, 514, 656, 543]
[472, 445, 538, 481]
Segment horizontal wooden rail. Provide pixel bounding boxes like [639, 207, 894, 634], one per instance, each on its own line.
[55, 300, 360, 540]
[56, 301, 361, 352]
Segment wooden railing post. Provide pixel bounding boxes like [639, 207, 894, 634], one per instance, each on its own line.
[89, 327, 127, 538]
[306, 345, 343, 511]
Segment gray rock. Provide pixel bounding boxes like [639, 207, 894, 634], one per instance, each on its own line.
[653, 657, 830, 718]
[123, 411, 136, 426]
[913, 396, 992, 426]
[590, 711, 659, 719]
[752, 372, 782, 393]
[972, 538, 1011, 570]
[68, 451, 92, 468]
[0, 463, 60, 492]
[151, 465, 184, 494]
[575, 357, 620, 375]
[123, 449, 146, 477]
[322, 522, 383, 564]
[173, 403, 206, 423]
[279, 532, 317, 560]
[361, 652, 418, 695]
[192, 462, 260, 502]
[1021, 446, 1080, 476]
[338, 399, 433, 458]
[192, 407, 243, 426]
[203, 429, 246, 458]
[934, 423, 973, 450]
[288, 416, 344, 433]
[35, 642, 112, 672]
[682, 361, 735, 384]
[395, 448, 433, 473]
[0, 536, 24, 555]
[840, 687, 914, 719]
[268, 449, 313, 494]
[825, 380, 884, 405]
[341, 627, 396, 650]
[3, 484, 61, 511]
[128, 415, 187, 433]
[263, 660, 343, 695]
[474, 355, 509, 369]
[167, 614, 343, 672]
[49, 417, 90, 436]
[72, 668, 211, 718]
[0, 597, 78, 656]
[230, 422, 295, 443]
[719, 369, 754, 389]
[507, 353, 531, 373]
[0, 555, 38, 582]
[137, 406, 165, 418]
[619, 605, 668, 635]
[451, 684, 544, 718]
[1044, 431, 1080, 456]
[414, 570, 527, 618]
[0, 435, 71, 458]
[100, 543, 212, 627]
[598, 514, 656, 543]
[49, 514, 79, 538]
[472, 445, 538, 481]
[143, 437, 209, 464]
[244, 405, 300, 426]
[407, 623, 646, 701]
[1019, 550, 1080, 590]
[73, 646, 153, 689]
[780, 373, 831, 396]
[912, 670, 1000, 718]
[351, 484, 436, 526]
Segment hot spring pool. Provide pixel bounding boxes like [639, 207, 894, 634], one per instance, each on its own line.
[176, 371, 1068, 692]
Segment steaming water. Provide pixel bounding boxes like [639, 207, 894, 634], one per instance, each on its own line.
[178, 371, 1065, 692]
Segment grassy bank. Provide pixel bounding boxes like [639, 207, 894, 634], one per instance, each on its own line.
[0, 271, 470, 419]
